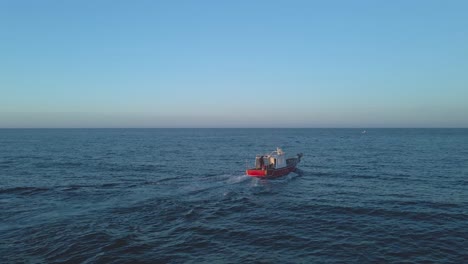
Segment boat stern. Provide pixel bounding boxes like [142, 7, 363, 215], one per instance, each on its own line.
[246, 168, 267, 177]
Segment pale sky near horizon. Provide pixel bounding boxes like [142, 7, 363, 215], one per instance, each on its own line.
[1, 0, 468, 128]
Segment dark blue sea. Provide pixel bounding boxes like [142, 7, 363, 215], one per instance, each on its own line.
[1, 129, 467, 263]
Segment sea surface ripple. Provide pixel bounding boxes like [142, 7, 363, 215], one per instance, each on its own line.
[1, 129, 467, 263]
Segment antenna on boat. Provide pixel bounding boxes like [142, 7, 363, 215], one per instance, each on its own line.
[277, 147, 284, 155]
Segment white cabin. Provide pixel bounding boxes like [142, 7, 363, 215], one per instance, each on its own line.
[255, 147, 287, 169]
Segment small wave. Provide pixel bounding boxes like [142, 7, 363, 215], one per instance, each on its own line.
[381, 200, 463, 210]
[226, 175, 250, 184]
[0, 187, 50, 195]
[59, 183, 121, 191]
[184, 184, 223, 196]
[102, 236, 134, 251]
[61, 185, 84, 191]
[144, 176, 181, 185]
[349, 174, 375, 179]
[131, 163, 164, 172]
[100, 183, 120, 188]
[313, 171, 335, 177]
[293, 168, 305, 176]
[33, 161, 83, 169]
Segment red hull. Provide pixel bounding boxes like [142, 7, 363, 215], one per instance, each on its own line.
[246, 165, 297, 178]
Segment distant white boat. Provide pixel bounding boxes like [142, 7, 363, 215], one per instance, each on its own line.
[361, 130, 367, 134]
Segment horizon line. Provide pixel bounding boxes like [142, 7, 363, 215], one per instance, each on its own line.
[1, 127, 467, 129]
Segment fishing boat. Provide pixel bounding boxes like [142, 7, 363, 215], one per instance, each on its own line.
[246, 148, 303, 178]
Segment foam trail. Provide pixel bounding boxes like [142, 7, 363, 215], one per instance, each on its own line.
[226, 174, 250, 184]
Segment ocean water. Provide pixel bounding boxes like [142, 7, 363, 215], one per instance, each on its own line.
[1, 128, 467, 263]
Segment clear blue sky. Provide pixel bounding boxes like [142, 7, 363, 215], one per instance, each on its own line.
[1, 0, 467, 128]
